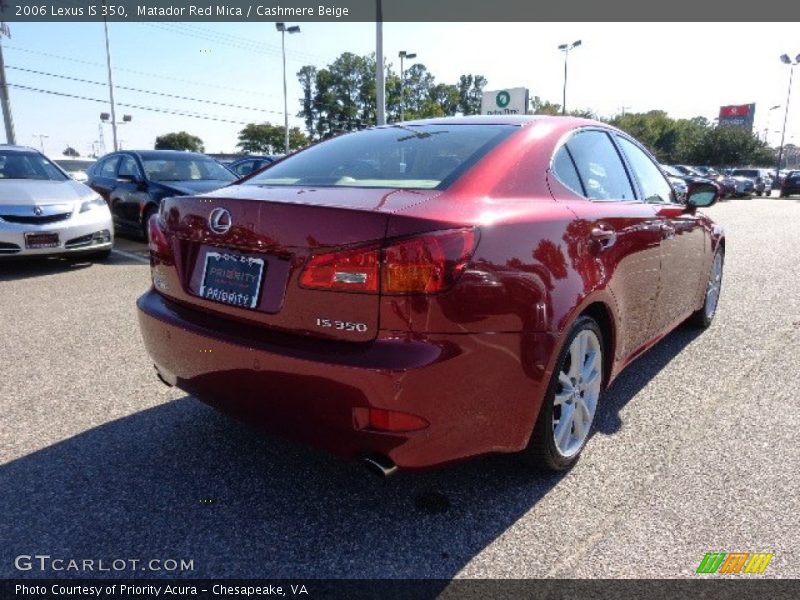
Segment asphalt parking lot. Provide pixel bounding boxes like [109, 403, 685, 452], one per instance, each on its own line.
[1, 196, 799, 580]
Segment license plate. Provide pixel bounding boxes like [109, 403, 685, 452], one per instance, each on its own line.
[25, 232, 59, 249]
[199, 251, 265, 309]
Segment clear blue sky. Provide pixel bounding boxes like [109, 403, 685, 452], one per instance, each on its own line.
[4, 21, 799, 156]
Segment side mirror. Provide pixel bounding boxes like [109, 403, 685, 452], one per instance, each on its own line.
[685, 181, 720, 212]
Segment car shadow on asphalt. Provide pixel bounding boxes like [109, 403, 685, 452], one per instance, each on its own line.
[593, 324, 703, 436]
[0, 253, 144, 281]
[0, 326, 702, 582]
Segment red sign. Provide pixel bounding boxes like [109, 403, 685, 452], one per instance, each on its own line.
[720, 104, 752, 118]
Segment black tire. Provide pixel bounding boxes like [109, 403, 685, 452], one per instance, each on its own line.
[142, 205, 158, 241]
[690, 248, 724, 329]
[523, 316, 604, 471]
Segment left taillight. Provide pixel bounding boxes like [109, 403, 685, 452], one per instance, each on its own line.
[148, 215, 172, 264]
[299, 228, 477, 295]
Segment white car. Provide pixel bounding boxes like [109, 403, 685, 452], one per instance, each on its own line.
[0, 146, 113, 259]
[52, 158, 96, 183]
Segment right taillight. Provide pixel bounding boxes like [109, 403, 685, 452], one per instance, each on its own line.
[382, 228, 476, 294]
[299, 228, 477, 295]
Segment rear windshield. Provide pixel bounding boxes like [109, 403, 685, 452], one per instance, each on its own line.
[732, 170, 759, 177]
[243, 124, 517, 190]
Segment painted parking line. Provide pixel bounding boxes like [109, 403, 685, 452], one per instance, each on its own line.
[111, 248, 150, 264]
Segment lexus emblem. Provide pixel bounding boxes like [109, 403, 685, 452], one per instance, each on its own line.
[33, 206, 44, 216]
[208, 207, 232, 234]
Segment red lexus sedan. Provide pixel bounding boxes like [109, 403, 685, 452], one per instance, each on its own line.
[138, 116, 724, 473]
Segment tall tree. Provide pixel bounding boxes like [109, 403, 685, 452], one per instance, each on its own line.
[297, 65, 317, 139]
[154, 131, 204, 152]
[297, 52, 489, 137]
[237, 123, 308, 154]
[457, 74, 487, 116]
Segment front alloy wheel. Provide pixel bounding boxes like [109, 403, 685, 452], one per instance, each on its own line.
[525, 316, 603, 471]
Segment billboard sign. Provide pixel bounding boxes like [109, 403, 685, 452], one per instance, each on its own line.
[481, 88, 529, 115]
[719, 104, 756, 131]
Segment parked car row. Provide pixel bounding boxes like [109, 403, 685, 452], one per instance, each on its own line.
[0, 145, 282, 260]
[661, 164, 777, 199]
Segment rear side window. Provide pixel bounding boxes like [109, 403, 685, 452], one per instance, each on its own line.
[616, 136, 675, 204]
[244, 124, 517, 190]
[552, 146, 585, 195]
[99, 156, 120, 178]
[561, 131, 635, 201]
[118, 155, 142, 179]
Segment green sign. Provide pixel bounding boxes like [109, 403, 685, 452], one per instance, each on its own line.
[496, 91, 511, 108]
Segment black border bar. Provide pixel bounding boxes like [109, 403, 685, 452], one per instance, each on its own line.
[3, 579, 800, 600]
[3, 0, 800, 22]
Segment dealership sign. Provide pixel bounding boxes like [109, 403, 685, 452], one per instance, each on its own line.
[481, 88, 529, 115]
[718, 104, 756, 131]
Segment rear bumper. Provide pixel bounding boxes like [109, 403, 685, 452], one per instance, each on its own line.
[137, 289, 556, 469]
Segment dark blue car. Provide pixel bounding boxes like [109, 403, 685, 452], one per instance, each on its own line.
[87, 150, 236, 239]
[228, 155, 279, 178]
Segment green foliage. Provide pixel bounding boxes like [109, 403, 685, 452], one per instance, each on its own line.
[62, 146, 79, 157]
[609, 110, 774, 166]
[296, 52, 487, 139]
[154, 131, 204, 153]
[529, 96, 594, 118]
[236, 123, 308, 154]
[683, 126, 775, 166]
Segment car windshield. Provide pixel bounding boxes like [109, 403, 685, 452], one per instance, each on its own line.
[243, 124, 517, 190]
[54, 159, 95, 172]
[0, 151, 68, 181]
[142, 157, 236, 182]
[732, 169, 759, 177]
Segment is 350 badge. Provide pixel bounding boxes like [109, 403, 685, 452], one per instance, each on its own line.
[315, 318, 368, 333]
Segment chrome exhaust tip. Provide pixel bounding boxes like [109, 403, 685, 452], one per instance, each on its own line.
[363, 454, 398, 478]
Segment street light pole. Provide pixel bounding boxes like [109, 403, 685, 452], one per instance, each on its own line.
[776, 53, 800, 183]
[558, 40, 582, 116]
[0, 23, 16, 145]
[276, 22, 300, 154]
[32, 133, 48, 153]
[375, 0, 385, 126]
[398, 50, 416, 122]
[102, 12, 119, 152]
[764, 104, 781, 144]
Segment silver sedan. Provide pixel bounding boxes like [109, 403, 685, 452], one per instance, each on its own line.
[0, 146, 113, 259]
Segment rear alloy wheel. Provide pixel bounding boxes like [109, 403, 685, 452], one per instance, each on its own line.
[690, 248, 724, 329]
[525, 316, 603, 471]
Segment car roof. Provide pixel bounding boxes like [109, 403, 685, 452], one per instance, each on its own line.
[230, 155, 275, 162]
[0, 144, 41, 153]
[112, 150, 211, 160]
[383, 114, 598, 128]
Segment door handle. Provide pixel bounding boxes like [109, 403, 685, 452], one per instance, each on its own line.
[591, 227, 617, 250]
